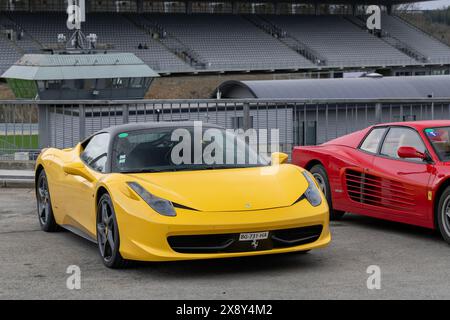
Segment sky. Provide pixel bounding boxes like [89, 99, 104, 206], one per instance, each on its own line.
[416, 0, 450, 9]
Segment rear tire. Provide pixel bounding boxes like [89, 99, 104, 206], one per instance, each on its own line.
[97, 193, 130, 269]
[436, 187, 450, 245]
[310, 164, 345, 221]
[36, 170, 59, 232]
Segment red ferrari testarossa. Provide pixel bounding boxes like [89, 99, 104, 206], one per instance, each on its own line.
[292, 120, 450, 244]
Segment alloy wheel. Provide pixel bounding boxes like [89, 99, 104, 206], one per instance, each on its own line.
[442, 195, 450, 236]
[37, 175, 50, 225]
[97, 200, 116, 262]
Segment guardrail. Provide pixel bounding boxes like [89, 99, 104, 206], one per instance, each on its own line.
[0, 98, 449, 160]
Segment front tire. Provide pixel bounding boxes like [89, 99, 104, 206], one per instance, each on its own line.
[436, 187, 450, 244]
[310, 164, 345, 221]
[97, 193, 129, 268]
[36, 170, 59, 232]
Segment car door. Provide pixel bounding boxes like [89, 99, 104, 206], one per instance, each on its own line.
[63, 133, 110, 238]
[370, 126, 434, 222]
[339, 127, 386, 213]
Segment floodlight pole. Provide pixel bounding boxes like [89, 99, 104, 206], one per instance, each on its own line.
[66, 0, 89, 50]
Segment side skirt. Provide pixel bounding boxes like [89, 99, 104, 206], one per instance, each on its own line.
[61, 224, 98, 244]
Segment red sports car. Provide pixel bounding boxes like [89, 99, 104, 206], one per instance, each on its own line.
[292, 120, 450, 244]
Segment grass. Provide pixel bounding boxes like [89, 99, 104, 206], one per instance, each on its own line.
[0, 134, 39, 150]
[0, 83, 15, 100]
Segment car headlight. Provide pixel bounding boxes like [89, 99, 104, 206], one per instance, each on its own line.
[127, 182, 176, 217]
[302, 171, 322, 207]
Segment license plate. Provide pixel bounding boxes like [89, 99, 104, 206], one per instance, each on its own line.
[239, 231, 269, 241]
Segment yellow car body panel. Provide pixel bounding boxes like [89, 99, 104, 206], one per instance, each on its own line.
[35, 143, 331, 262]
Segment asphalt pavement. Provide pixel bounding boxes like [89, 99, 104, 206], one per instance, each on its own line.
[1, 188, 450, 299]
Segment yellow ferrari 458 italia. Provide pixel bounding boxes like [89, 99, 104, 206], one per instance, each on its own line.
[35, 122, 330, 268]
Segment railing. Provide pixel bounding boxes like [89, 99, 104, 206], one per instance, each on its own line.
[1, 98, 450, 161]
[0, 103, 39, 160]
[126, 13, 209, 70]
[344, 15, 429, 63]
[383, 34, 429, 63]
[245, 15, 327, 66]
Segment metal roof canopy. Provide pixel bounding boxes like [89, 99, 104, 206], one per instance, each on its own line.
[1, 52, 159, 80]
[214, 76, 450, 100]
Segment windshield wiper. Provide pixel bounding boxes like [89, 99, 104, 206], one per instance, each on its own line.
[119, 168, 167, 174]
[189, 164, 265, 170]
[119, 164, 266, 173]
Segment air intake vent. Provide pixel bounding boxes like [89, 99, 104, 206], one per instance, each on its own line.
[345, 169, 415, 211]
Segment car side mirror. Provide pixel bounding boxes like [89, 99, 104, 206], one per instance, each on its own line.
[397, 146, 428, 161]
[271, 152, 289, 165]
[63, 161, 94, 182]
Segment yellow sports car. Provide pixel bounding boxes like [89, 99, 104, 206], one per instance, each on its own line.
[35, 122, 330, 268]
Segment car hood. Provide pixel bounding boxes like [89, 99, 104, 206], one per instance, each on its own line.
[125, 164, 308, 212]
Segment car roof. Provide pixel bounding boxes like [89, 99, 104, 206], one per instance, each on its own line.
[97, 121, 224, 137]
[373, 120, 450, 130]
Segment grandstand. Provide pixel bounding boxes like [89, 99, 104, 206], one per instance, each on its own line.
[0, 0, 449, 77]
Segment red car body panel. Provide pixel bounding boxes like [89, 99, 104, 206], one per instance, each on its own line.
[292, 120, 450, 230]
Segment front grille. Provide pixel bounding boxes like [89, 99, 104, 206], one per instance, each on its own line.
[345, 169, 415, 211]
[271, 225, 323, 247]
[167, 225, 323, 254]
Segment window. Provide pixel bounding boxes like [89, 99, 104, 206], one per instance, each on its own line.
[46, 80, 61, 90]
[91, 0, 137, 12]
[111, 127, 268, 173]
[143, 1, 186, 13]
[191, 2, 232, 13]
[80, 133, 110, 172]
[395, 71, 412, 76]
[360, 128, 386, 153]
[130, 78, 144, 89]
[83, 79, 96, 90]
[425, 127, 450, 161]
[113, 78, 129, 89]
[380, 127, 426, 161]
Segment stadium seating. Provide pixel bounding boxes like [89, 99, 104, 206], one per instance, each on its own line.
[266, 15, 415, 67]
[381, 14, 450, 64]
[141, 14, 316, 70]
[0, 35, 20, 75]
[3, 12, 192, 73]
[0, 12, 449, 74]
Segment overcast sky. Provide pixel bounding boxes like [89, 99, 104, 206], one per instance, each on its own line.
[416, 0, 450, 9]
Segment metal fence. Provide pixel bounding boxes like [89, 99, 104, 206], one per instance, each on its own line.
[1, 98, 450, 161]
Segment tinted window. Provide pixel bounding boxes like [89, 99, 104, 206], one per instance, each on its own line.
[80, 133, 110, 172]
[380, 127, 426, 161]
[360, 128, 386, 153]
[425, 126, 450, 161]
[111, 127, 268, 173]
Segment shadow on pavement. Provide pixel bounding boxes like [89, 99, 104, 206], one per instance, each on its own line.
[337, 213, 440, 241]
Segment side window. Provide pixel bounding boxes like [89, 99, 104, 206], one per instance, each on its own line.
[360, 128, 386, 153]
[380, 127, 426, 161]
[80, 133, 110, 172]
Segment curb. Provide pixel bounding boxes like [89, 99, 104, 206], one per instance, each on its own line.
[0, 161, 36, 170]
[0, 179, 34, 188]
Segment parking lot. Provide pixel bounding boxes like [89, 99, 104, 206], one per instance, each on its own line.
[1, 188, 450, 300]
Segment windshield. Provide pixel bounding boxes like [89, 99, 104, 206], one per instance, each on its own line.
[111, 127, 270, 173]
[424, 126, 450, 161]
